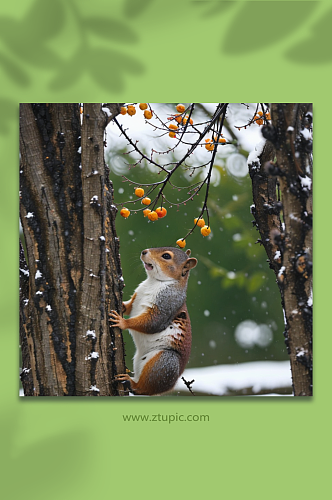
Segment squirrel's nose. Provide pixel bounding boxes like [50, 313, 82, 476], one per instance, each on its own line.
[141, 249, 148, 256]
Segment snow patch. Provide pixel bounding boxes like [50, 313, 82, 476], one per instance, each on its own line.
[86, 330, 96, 339]
[300, 176, 312, 192]
[247, 139, 266, 167]
[102, 106, 112, 117]
[86, 352, 99, 360]
[174, 361, 292, 396]
[300, 128, 312, 140]
[278, 266, 285, 278]
[274, 250, 281, 261]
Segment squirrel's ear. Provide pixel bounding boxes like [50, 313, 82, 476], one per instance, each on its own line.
[186, 249, 191, 257]
[182, 257, 197, 276]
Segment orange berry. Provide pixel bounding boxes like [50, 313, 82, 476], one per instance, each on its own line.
[169, 123, 178, 131]
[127, 105, 136, 116]
[201, 225, 211, 237]
[213, 135, 226, 144]
[205, 138, 212, 142]
[120, 107, 127, 115]
[258, 111, 263, 116]
[266, 112, 271, 120]
[182, 116, 193, 125]
[169, 131, 176, 138]
[120, 208, 130, 218]
[142, 197, 151, 205]
[176, 239, 186, 248]
[139, 103, 148, 110]
[254, 115, 263, 125]
[156, 207, 167, 218]
[143, 209, 151, 217]
[135, 187, 145, 197]
[194, 217, 205, 228]
[176, 104, 186, 113]
[144, 109, 153, 119]
[205, 142, 214, 151]
[148, 211, 158, 221]
[175, 115, 182, 124]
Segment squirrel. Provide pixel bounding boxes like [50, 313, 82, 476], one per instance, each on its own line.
[109, 247, 197, 396]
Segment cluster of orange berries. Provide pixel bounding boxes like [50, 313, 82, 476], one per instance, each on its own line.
[167, 104, 193, 138]
[120, 103, 153, 120]
[120, 187, 167, 222]
[194, 217, 211, 237]
[176, 217, 211, 248]
[204, 135, 226, 151]
[254, 111, 271, 126]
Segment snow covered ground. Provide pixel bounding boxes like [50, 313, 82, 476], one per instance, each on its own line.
[175, 361, 293, 396]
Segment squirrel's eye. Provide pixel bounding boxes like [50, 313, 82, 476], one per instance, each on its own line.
[161, 253, 171, 260]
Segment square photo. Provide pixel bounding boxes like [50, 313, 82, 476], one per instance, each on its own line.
[19, 103, 312, 397]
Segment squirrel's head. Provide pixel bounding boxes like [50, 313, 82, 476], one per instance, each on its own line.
[141, 247, 197, 283]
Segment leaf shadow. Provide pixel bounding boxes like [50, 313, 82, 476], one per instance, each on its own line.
[0, 99, 17, 135]
[221, 1, 318, 55]
[191, 0, 236, 18]
[0, 0, 65, 69]
[0, 0, 145, 92]
[49, 46, 144, 92]
[84, 17, 138, 44]
[123, 0, 155, 18]
[1, 409, 91, 499]
[285, 6, 332, 64]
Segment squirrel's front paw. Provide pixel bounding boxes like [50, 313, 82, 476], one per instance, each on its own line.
[109, 310, 127, 330]
[114, 373, 131, 382]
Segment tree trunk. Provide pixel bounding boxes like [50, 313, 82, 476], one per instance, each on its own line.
[249, 103, 313, 396]
[19, 103, 127, 396]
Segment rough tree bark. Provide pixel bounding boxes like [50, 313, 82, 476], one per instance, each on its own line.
[19, 103, 127, 396]
[249, 103, 313, 396]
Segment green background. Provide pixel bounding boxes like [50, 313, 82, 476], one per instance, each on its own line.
[1, 0, 327, 498]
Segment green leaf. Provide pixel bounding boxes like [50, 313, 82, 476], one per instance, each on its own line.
[209, 266, 226, 278]
[246, 272, 264, 293]
[235, 273, 246, 288]
[221, 277, 236, 289]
